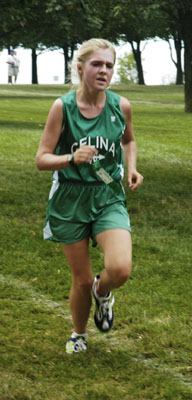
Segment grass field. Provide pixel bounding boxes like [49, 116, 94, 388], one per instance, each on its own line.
[0, 84, 192, 400]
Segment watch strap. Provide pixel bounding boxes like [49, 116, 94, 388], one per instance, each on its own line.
[68, 154, 75, 165]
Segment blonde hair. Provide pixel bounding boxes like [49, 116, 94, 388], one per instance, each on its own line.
[77, 38, 116, 81]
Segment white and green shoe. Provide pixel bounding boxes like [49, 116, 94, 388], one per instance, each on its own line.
[66, 332, 88, 354]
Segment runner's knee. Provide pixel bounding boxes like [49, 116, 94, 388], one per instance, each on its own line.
[72, 275, 93, 291]
[105, 258, 132, 286]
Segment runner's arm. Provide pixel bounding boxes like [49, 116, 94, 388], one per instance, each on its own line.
[120, 96, 143, 190]
[36, 99, 69, 170]
[36, 99, 97, 170]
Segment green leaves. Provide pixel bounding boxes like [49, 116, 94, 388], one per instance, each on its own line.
[117, 52, 138, 84]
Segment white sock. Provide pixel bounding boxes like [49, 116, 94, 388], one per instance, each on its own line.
[72, 332, 88, 339]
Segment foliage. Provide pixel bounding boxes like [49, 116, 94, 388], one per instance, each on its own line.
[0, 84, 192, 399]
[155, 0, 192, 111]
[45, 0, 102, 43]
[0, 0, 192, 110]
[117, 52, 138, 84]
[0, 0, 25, 48]
[113, 1, 160, 42]
[110, 1, 161, 84]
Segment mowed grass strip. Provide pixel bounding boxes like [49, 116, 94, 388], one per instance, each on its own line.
[0, 84, 192, 400]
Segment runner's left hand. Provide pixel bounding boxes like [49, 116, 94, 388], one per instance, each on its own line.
[128, 170, 144, 190]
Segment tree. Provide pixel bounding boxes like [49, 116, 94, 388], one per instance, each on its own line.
[44, 0, 102, 83]
[167, 36, 184, 85]
[0, 0, 25, 49]
[157, 0, 192, 112]
[111, 0, 163, 85]
[0, 0, 102, 84]
[18, 0, 53, 84]
[0, 0, 50, 83]
[117, 52, 138, 84]
[111, 0, 192, 111]
[148, 1, 184, 85]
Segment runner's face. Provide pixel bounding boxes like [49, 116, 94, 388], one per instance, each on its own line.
[80, 49, 115, 91]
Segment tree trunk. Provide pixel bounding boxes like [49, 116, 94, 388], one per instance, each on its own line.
[70, 44, 75, 61]
[184, 41, 192, 113]
[130, 41, 145, 85]
[31, 48, 38, 84]
[174, 36, 183, 85]
[63, 45, 71, 84]
[182, 11, 192, 113]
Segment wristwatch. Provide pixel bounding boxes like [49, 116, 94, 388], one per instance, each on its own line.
[67, 154, 75, 165]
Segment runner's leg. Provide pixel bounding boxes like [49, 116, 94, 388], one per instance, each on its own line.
[95, 229, 132, 296]
[62, 237, 93, 334]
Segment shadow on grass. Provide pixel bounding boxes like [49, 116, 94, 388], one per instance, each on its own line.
[0, 95, 56, 101]
[0, 120, 43, 130]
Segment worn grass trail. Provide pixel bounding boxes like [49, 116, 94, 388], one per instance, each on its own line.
[0, 84, 192, 400]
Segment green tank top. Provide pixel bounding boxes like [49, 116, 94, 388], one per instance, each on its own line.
[55, 89, 126, 184]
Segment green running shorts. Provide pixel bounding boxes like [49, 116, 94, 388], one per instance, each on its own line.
[43, 181, 131, 246]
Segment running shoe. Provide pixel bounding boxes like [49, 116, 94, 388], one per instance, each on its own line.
[92, 274, 115, 332]
[66, 332, 88, 354]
